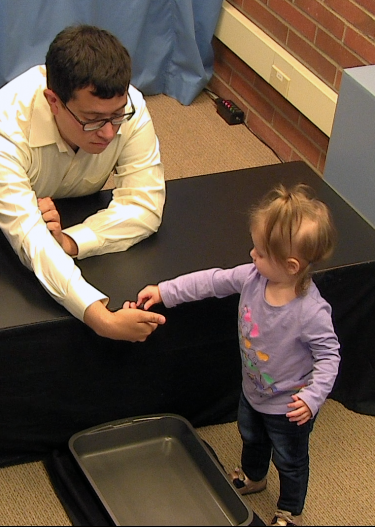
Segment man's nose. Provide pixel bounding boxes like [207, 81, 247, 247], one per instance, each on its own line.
[96, 122, 116, 141]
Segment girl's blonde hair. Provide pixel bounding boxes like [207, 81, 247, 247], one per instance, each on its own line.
[250, 183, 337, 296]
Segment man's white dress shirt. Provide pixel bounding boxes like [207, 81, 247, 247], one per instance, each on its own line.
[0, 65, 165, 320]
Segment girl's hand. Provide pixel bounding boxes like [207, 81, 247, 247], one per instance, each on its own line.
[136, 285, 162, 310]
[286, 394, 312, 425]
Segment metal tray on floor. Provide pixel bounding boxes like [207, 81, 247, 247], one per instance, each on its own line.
[69, 413, 253, 526]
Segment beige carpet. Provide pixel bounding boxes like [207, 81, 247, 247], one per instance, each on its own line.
[1, 92, 374, 526]
[199, 399, 375, 527]
[0, 400, 374, 526]
[103, 90, 281, 188]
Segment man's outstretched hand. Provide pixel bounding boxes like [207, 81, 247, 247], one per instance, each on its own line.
[84, 300, 166, 342]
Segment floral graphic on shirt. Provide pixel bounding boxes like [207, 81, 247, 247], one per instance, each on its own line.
[239, 306, 276, 395]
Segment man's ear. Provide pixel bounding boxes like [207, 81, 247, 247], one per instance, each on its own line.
[43, 89, 60, 116]
[286, 257, 300, 275]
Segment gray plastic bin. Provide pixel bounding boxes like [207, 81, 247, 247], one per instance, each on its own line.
[69, 414, 253, 526]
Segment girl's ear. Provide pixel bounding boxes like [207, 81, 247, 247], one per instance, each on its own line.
[286, 257, 300, 275]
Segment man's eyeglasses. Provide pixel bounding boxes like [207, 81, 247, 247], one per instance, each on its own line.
[64, 93, 135, 131]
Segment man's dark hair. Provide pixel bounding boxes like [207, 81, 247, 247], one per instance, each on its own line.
[45, 25, 132, 104]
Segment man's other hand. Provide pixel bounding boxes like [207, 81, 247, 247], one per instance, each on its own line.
[38, 197, 78, 256]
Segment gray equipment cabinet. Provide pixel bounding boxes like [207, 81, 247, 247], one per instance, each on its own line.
[324, 65, 375, 229]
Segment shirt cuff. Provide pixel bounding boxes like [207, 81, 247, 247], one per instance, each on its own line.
[63, 224, 99, 260]
[63, 274, 109, 321]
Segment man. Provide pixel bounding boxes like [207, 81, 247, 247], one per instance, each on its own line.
[0, 25, 166, 341]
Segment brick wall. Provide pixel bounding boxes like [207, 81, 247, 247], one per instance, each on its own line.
[208, 0, 375, 175]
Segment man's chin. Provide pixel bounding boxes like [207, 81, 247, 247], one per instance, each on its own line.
[83, 142, 110, 154]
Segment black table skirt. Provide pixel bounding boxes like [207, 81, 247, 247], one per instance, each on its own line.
[0, 295, 242, 463]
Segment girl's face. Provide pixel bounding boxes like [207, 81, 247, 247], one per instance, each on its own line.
[250, 225, 290, 283]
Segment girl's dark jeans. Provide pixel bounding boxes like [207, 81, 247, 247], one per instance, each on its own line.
[237, 391, 316, 515]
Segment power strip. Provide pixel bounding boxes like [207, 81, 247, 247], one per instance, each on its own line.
[217, 99, 244, 125]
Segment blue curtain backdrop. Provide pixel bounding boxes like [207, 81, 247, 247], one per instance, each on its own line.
[0, 0, 222, 105]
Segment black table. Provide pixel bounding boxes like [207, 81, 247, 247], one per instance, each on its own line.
[1, 161, 375, 465]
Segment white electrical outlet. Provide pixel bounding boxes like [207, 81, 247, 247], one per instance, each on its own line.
[270, 64, 290, 97]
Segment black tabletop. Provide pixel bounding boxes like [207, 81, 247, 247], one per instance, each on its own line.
[1, 161, 374, 330]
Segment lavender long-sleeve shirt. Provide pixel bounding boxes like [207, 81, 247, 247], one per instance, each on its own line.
[159, 264, 340, 417]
